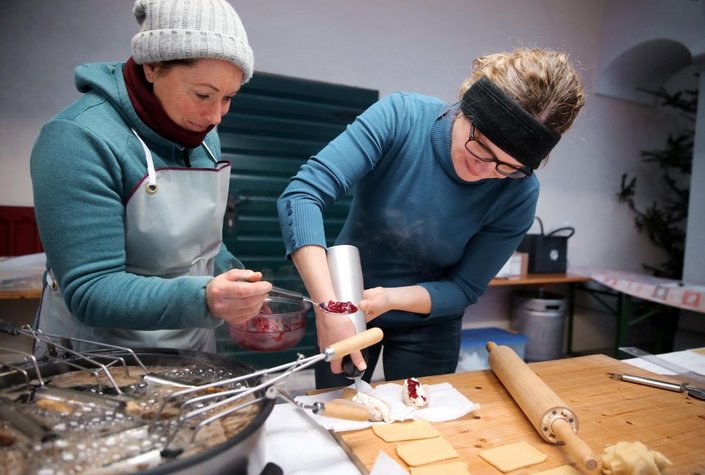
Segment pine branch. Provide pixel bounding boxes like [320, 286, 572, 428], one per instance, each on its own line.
[618, 83, 697, 279]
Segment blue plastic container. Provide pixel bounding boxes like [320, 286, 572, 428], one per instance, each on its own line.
[457, 327, 528, 372]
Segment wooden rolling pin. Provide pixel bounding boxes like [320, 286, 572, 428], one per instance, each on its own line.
[487, 342, 600, 473]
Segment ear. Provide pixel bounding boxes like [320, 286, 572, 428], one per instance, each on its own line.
[142, 63, 159, 83]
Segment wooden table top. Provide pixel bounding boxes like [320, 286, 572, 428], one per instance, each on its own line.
[0, 288, 41, 300]
[489, 273, 591, 287]
[331, 354, 705, 474]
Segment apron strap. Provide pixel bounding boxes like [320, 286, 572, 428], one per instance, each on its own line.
[45, 267, 58, 290]
[131, 129, 157, 191]
[202, 141, 218, 164]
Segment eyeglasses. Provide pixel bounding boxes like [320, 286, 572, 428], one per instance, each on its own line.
[464, 124, 533, 179]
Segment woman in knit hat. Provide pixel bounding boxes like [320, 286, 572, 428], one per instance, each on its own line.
[30, 0, 263, 353]
[278, 48, 586, 388]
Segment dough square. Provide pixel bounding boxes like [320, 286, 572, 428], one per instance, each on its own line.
[372, 419, 440, 442]
[479, 440, 547, 472]
[410, 461, 470, 475]
[396, 436, 460, 467]
[534, 465, 582, 475]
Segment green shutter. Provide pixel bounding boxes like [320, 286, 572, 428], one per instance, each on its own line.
[216, 72, 378, 368]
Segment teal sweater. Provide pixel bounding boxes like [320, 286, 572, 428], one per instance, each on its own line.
[278, 92, 539, 327]
[30, 62, 240, 330]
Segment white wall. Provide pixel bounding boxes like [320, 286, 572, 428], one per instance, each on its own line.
[0, 0, 702, 348]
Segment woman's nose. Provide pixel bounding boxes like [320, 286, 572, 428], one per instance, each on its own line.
[203, 102, 224, 126]
[475, 159, 495, 174]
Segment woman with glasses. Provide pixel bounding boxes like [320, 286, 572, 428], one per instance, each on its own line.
[277, 48, 585, 388]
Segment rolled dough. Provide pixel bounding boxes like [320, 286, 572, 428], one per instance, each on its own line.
[396, 436, 460, 467]
[372, 419, 439, 442]
[478, 440, 547, 472]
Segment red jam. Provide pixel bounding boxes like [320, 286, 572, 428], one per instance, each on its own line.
[321, 300, 358, 314]
[405, 377, 427, 402]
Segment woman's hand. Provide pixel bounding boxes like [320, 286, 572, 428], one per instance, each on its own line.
[359, 285, 432, 322]
[206, 269, 272, 325]
[359, 286, 393, 321]
[315, 309, 364, 374]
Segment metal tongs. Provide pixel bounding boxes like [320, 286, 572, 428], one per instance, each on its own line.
[609, 372, 705, 400]
[152, 328, 383, 453]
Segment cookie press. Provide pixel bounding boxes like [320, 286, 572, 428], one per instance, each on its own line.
[326, 245, 368, 390]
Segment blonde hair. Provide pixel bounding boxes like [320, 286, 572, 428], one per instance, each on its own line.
[459, 48, 585, 135]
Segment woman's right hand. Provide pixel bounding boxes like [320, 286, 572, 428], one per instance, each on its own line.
[206, 269, 272, 325]
[315, 309, 366, 374]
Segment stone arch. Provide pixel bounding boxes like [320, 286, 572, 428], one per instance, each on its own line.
[596, 39, 692, 105]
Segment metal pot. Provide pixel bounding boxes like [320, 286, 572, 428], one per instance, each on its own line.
[0, 348, 275, 475]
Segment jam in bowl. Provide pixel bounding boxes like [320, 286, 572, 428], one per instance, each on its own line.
[228, 297, 310, 351]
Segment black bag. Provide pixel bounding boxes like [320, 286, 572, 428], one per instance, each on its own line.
[517, 217, 575, 274]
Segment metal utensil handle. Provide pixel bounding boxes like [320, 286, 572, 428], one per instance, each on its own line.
[619, 373, 684, 392]
[269, 286, 318, 306]
[619, 346, 705, 387]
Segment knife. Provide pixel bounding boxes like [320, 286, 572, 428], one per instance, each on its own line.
[618, 346, 705, 387]
[608, 372, 705, 400]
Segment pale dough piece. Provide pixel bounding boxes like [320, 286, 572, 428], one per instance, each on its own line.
[410, 461, 470, 475]
[478, 440, 547, 472]
[372, 419, 440, 442]
[396, 436, 460, 467]
[534, 465, 583, 475]
[601, 441, 672, 475]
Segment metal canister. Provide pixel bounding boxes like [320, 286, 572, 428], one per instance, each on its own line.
[327, 245, 368, 378]
[510, 290, 567, 361]
[326, 245, 367, 334]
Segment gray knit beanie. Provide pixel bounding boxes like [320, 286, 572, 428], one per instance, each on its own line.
[131, 0, 254, 84]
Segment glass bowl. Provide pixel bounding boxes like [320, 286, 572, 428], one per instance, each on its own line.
[228, 297, 310, 352]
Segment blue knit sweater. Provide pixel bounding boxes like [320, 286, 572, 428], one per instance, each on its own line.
[30, 62, 240, 330]
[278, 92, 539, 327]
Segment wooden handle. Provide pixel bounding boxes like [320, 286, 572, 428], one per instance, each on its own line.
[487, 342, 600, 473]
[325, 328, 383, 361]
[553, 419, 600, 472]
[320, 399, 370, 421]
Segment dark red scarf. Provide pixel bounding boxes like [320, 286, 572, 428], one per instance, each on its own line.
[123, 57, 213, 149]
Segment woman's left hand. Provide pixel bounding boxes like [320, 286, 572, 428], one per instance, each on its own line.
[359, 285, 433, 322]
[359, 287, 393, 322]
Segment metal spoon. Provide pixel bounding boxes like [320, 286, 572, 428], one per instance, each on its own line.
[269, 286, 359, 314]
[268, 286, 321, 307]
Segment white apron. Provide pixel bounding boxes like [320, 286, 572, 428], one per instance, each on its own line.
[35, 130, 231, 353]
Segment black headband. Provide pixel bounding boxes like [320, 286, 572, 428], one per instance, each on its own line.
[460, 77, 560, 170]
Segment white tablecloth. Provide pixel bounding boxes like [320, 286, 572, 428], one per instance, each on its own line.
[263, 403, 361, 475]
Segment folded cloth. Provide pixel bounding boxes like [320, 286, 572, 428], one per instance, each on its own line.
[295, 380, 480, 432]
